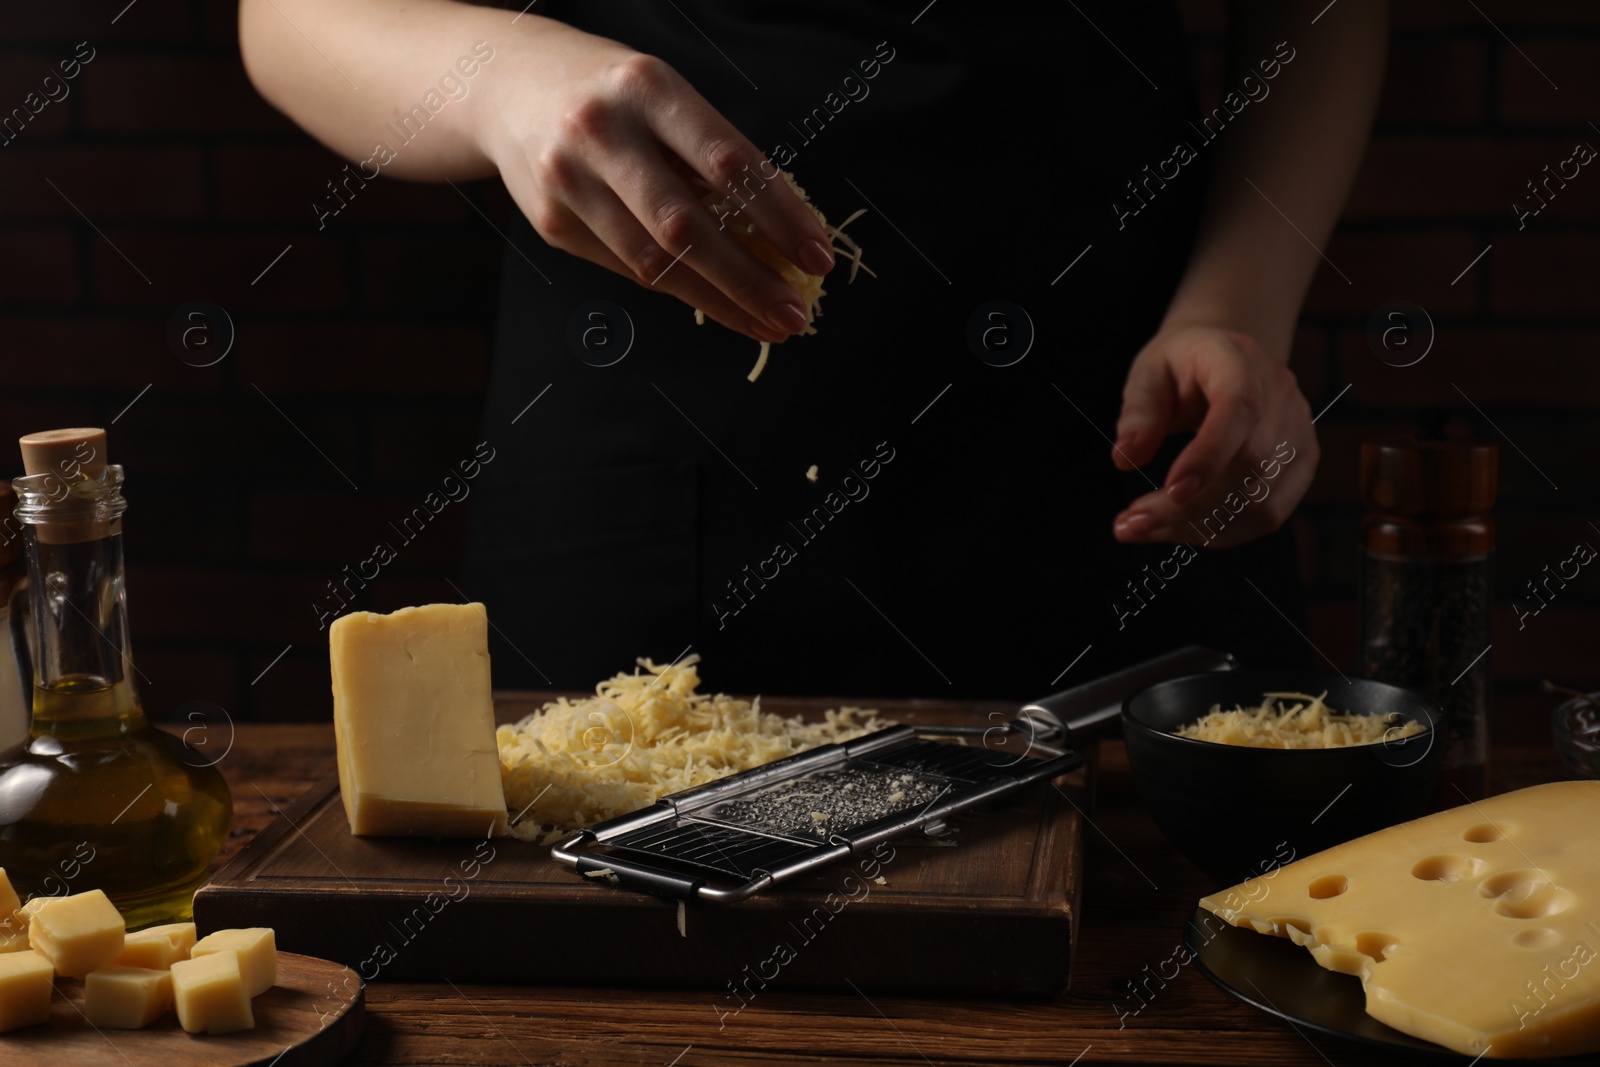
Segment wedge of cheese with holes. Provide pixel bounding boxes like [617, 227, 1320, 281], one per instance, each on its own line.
[1200, 780, 1600, 1059]
[330, 603, 507, 837]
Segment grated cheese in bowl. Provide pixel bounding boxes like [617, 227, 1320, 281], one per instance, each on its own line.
[497, 655, 887, 843]
[1175, 691, 1423, 750]
[691, 169, 873, 382]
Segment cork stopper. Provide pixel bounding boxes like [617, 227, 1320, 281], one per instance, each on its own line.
[15, 428, 119, 545]
[20, 427, 107, 483]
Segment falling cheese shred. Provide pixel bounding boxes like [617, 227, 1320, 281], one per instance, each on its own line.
[691, 170, 873, 382]
[748, 342, 771, 383]
[1175, 691, 1423, 750]
[498, 655, 887, 843]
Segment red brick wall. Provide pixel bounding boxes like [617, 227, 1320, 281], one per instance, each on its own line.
[3, 3, 1595, 751]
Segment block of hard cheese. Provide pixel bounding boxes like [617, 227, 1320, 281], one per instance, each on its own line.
[330, 603, 507, 837]
[1200, 780, 1600, 1059]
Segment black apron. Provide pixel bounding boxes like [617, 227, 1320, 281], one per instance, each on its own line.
[463, 0, 1309, 699]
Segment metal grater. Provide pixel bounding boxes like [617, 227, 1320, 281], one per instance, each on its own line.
[551, 646, 1234, 901]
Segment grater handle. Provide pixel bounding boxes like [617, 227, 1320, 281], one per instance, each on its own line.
[1021, 645, 1235, 744]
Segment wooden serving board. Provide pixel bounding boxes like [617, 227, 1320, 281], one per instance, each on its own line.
[195, 695, 1089, 998]
[0, 952, 364, 1067]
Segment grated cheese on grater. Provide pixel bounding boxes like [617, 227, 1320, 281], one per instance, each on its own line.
[691, 170, 873, 382]
[497, 655, 887, 843]
[1175, 691, 1423, 750]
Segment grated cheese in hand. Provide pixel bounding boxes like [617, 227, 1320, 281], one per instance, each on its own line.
[1175, 691, 1424, 750]
[690, 170, 874, 382]
[498, 654, 888, 843]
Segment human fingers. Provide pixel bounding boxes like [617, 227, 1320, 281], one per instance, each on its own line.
[1113, 354, 1179, 471]
[542, 169, 789, 344]
[639, 56, 835, 277]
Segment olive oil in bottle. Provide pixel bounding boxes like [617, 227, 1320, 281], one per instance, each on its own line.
[0, 428, 232, 927]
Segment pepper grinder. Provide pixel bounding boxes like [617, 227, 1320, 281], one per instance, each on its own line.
[1359, 436, 1497, 802]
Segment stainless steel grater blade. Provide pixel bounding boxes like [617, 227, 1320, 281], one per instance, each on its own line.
[551, 646, 1235, 901]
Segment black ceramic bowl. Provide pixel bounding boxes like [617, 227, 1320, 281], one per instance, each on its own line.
[1122, 671, 1441, 887]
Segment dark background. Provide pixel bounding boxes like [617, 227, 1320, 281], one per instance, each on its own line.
[0, 2, 1593, 747]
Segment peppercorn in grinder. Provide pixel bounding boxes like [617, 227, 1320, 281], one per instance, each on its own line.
[1359, 436, 1497, 803]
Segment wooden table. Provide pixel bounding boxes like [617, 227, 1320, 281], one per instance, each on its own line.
[219, 721, 1564, 1067]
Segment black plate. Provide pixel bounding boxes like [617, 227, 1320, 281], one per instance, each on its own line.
[1185, 906, 1600, 1066]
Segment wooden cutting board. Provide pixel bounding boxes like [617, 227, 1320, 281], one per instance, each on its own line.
[194, 695, 1089, 998]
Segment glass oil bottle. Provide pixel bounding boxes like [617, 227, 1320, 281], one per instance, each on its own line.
[0, 427, 232, 927]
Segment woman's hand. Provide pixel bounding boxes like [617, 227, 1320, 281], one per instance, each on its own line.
[475, 25, 834, 344]
[1109, 325, 1319, 550]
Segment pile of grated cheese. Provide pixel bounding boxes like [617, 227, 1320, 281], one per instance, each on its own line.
[497, 655, 887, 843]
[692, 169, 873, 382]
[1175, 691, 1423, 750]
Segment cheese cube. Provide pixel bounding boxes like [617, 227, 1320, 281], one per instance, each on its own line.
[27, 889, 125, 980]
[85, 965, 173, 1029]
[113, 922, 197, 970]
[12, 896, 48, 929]
[5, 899, 49, 953]
[171, 950, 253, 1034]
[191, 928, 275, 997]
[330, 603, 508, 837]
[0, 873, 27, 954]
[1201, 780, 1600, 1059]
[0, 950, 54, 1032]
[0, 869, 19, 918]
